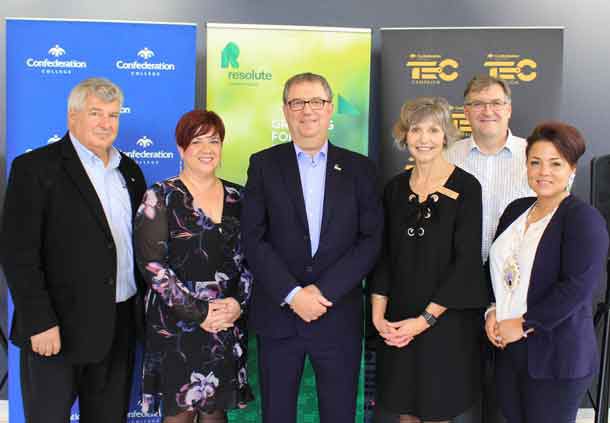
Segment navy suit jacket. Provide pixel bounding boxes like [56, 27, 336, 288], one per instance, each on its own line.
[494, 195, 609, 379]
[241, 141, 383, 340]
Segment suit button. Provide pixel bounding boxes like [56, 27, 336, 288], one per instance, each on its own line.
[107, 277, 115, 286]
[107, 242, 114, 250]
[305, 266, 313, 273]
[304, 235, 310, 241]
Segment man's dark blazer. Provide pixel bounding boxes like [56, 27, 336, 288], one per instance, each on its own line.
[493, 195, 609, 379]
[0, 132, 147, 363]
[241, 141, 383, 340]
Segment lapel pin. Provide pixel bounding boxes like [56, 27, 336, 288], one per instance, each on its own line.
[130, 177, 135, 182]
[334, 164, 342, 172]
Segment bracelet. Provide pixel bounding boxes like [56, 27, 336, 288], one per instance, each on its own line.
[421, 310, 437, 327]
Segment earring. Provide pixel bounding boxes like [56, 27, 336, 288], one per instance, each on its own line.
[566, 172, 575, 192]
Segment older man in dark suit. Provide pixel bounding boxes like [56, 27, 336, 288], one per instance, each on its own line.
[242, 72, 383, 423]
[1, 77, 146, 423]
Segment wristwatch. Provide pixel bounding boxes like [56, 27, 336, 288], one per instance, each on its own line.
[421, 310, 437, 327]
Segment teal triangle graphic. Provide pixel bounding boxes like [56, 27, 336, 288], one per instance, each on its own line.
[337, 94, 360, 116]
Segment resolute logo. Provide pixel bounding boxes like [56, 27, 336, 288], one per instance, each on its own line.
[405, 53, 459, 84]
[25, 44, 87, 75]
[116, 47, 176, 78]
[484, 53, 537, 83]
[222, 41, 272, 84]
[123, 135, 175, 165]
[221, 42, 240, 69]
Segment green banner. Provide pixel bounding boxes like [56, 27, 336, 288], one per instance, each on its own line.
[206, 23, 372, 422]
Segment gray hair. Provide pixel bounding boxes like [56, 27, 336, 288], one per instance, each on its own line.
[463, 74, 512, 102]
[67, 77, 124, 113]
[393, 96, 461, 150]
[282, 72, 333, 104]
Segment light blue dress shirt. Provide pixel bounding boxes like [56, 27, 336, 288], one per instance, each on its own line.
[70, 134, 137, 302]
[285, 141, 328, 304]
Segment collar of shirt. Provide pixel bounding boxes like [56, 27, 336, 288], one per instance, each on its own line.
[293, 141, 328, 166]
[70, 132, 122, 170]
[467, 129, 519, 157]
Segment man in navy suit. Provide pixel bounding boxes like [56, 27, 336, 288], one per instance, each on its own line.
[242, 72, 383, 423]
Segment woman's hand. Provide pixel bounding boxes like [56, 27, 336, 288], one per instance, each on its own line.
[384, 317, 428, 348]
[200, 301, 234, 333]
[485, 309, 503, 348]
[373, 315, 397, 341]
[213, 297, 242, 324]
[497, 317, 530, 347]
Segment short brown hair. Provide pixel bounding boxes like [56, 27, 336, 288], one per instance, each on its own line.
[175, 110, 225, 150]
[393, 96, 461, 150]
[464, 75, 512, 102]
[282, 72, 333, 104]
[525, 121, 586, 166]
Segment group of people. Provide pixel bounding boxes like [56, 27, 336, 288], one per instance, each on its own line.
[0, 71, 607, 423]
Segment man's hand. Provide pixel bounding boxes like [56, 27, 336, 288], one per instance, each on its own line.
[290, 284, 333, 323]
[31, 326, 61, 356]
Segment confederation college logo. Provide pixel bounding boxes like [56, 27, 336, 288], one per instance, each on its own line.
[221, 41, 272, 84]
[405, 53, 459, 84]
[484, 53, 537, 83]
[123, 136, 175, 166]
[116, 47, 177, 77]
[25, 43, 87, 75]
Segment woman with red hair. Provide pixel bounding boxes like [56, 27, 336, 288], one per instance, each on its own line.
[135, 110, 253, 423]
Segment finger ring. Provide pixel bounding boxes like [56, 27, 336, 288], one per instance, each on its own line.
[496, 336, 502, 341]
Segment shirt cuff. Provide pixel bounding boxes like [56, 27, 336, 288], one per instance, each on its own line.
[284, 286, 302, 306]
[484, 304, 496, 320]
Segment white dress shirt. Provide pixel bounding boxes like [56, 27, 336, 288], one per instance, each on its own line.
[70, 134, 137, 302]
[445, 131, 533, 262]
[488, 204, 556, 321]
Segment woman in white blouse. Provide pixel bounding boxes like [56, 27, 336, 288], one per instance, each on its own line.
[485, 121, 609, 423]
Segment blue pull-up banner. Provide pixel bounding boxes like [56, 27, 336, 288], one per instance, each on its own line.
[6, 18, 197, 423]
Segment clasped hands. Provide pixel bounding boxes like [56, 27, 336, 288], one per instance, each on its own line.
[373, 316, 429, 348]
[485, 310, 534, 349]
[201, 297, 242, 334]
[290, 285, 333, 323]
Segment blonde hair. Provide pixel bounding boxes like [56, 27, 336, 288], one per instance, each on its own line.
[393, 96, 460, 150]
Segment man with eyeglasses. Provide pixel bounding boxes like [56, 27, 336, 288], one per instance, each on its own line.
[242, 72, 383, 423]
[445, 75, 533, 423]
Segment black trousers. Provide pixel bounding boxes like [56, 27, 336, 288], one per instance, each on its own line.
[496, 339, 592, 423]
[20, 299, 135, 423]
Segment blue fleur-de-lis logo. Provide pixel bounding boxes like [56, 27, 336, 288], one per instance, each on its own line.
[47, 134, 62, 144]
[48, 44, 66, 57]
[137, 136, 153, 148]
[137, 47, 155, 60]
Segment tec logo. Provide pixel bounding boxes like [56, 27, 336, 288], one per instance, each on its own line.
[450, 106, 472, 135]
[406, 54, 459, 83]
[484, 54, 537, 82]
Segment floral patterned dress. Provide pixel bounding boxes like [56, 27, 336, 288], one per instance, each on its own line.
[134, 177, 254, 417]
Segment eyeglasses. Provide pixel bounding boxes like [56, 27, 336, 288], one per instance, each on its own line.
[286, 98, 330, 111]
[464, 100, 509, 111]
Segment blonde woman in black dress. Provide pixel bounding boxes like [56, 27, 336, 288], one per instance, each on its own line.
[372, 97, 488, 422]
